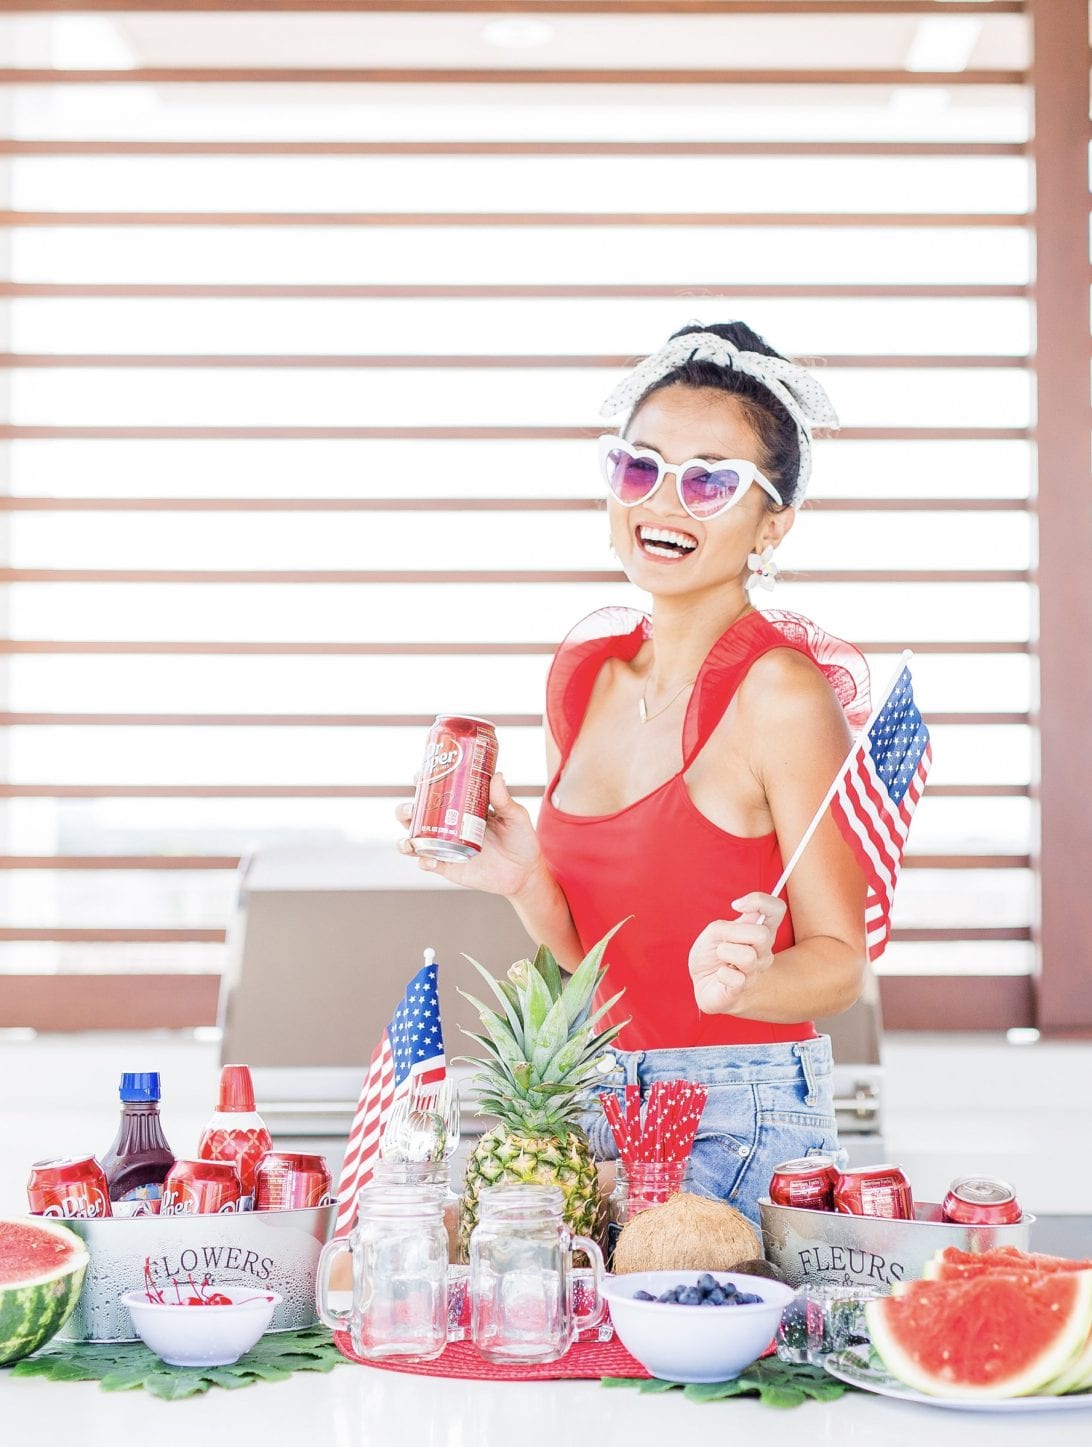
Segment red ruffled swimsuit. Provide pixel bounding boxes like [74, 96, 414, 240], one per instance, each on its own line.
[536, 607, 870, 1052]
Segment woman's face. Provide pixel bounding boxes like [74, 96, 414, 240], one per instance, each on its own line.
[608, 384, 790, 600]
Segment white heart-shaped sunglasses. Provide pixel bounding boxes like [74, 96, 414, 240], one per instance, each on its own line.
[599, 435, 781, 521]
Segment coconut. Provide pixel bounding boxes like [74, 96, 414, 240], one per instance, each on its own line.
[730, 1257, 788, 1283]
[612, 1191, 761, 1275]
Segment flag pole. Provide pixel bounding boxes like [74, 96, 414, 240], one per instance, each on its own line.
[764, 648, 914, 905]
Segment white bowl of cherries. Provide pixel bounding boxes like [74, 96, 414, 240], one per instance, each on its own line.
[122, 1281, 282, 1367]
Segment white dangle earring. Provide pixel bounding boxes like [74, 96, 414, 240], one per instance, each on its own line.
[745, 546, 780, 593]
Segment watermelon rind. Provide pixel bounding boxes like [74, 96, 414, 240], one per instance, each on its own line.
[0, 1217, 89, 1366]
[865, 1271, 1092, 1400]
[1042, 1331, 1092, 1396]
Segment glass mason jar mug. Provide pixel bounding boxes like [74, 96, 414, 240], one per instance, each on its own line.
[470, 1184, 606, 1364]
[316, 1181, 449, 1361]
[370, 1158, 459, 1263]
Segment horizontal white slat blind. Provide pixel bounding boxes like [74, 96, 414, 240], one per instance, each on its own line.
[0, 1, 1039, 1017]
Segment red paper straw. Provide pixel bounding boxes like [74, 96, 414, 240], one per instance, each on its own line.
[625, 1083, 641, 1146]
[600, 1090, 635, 1167]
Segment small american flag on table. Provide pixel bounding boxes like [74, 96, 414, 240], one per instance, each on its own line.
[334, 952, 446, 1237]
[830, 661, 932, 961]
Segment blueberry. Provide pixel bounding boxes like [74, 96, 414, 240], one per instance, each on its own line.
[708, 1287, 725, 1305]
[633, 1290, 656, 1301]
[722, 1282, 738, 1295]
[657, 1290, 676, 1303]
[681, 1287, 703, 1306]
[699, 1296, 718, 1305]
[697, 1274, 716, 1293]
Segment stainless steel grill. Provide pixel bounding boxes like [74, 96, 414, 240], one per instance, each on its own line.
[225, 847, 887, 1172]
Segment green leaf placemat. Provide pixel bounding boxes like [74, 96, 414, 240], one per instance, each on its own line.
[9, 1325, 345, 1401]
[602, 1358, 859, 1409]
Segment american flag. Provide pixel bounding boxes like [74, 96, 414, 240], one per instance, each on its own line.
[333, 954, 446, 1237]
[830, 662, 932, 961]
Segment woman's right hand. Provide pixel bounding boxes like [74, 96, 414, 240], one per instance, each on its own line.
[395, 770, 545, 900]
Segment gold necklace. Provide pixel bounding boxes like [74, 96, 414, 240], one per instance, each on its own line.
[638, 675, 697, 724]
[637, 604, 753, 724]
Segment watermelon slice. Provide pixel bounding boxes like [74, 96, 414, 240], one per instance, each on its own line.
[924, 1246, 1092, 1283]
[0, 1216, 89, 1365]
[865, 1270, 1092, 1399]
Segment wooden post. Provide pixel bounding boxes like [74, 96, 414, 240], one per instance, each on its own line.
[1029, 0, 1092, 1031]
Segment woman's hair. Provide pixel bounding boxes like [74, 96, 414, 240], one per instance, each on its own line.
[627, 321, 800, 509]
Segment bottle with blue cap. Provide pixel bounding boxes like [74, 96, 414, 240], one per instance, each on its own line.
[100, 1071, 176, 1216]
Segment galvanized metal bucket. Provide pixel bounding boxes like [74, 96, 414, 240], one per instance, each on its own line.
[58, 1204, 336, 1342]
[759, 1197, 1033, 1293]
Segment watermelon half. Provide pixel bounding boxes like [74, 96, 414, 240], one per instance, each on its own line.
[0, 1217, 89, 1365]
[865, 1270, 1092, 1399]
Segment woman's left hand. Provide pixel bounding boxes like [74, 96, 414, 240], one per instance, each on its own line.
[687, 892, 787, 1015]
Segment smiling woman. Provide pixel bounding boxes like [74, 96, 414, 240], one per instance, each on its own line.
[1, 0, 1084, 1044]
[400, 321, 874, 1224]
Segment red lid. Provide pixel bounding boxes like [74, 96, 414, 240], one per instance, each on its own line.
[217, 1063, 256, 1113]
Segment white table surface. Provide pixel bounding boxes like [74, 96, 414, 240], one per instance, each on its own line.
[4, 1355, 1092, 1446]
[4, 1031, 1091, 1440]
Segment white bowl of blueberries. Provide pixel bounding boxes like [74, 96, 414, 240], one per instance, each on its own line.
[602, 1270, 795, 1384]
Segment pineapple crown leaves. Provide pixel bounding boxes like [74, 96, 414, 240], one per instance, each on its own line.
[456, 992, 526, 1073]
[530, 942, 564, 1002]
[458, 921, 628, 1061]
[558, 919, 628, 1030]
[521, 956, 556, 1040]
[461, 954, 529, 1053]
[455, 923, 631, 1133]
[539, 1006, 626, 1085]
[528, 990, 572, 1077]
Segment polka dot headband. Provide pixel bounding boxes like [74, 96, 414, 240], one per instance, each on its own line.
[598, 331, 840, 506]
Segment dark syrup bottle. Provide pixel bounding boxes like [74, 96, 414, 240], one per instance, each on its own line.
[99, 1071, 176, 1216]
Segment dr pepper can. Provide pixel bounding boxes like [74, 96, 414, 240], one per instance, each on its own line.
[409, 715, 498, 861]
[769, 1155, 839, 1212]
[161, 1159, 241, 1215]
[253, 1152, 331, 1211]
[28, 1155, 113, 1219]
[942, 1175, 1022, 1226]
[833, 1164, 914, 1220]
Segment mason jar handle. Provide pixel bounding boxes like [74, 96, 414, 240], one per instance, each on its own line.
[571, 1236, 607, 1332]
[315, 1236, 352, 1332]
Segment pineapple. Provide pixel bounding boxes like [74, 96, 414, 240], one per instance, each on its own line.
[457, 925, 627, 1259]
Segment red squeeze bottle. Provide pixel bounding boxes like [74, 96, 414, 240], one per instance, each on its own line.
[198, 1064, 273, 1203]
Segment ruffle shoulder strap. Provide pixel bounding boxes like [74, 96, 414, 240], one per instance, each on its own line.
[545, 606, 649, 758]
[681, 608, 871, 767]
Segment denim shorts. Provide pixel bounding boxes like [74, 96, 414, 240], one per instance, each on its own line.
[581, 1036, 839, 1229]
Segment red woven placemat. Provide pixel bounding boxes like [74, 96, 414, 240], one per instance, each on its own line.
[334, 1330, 652, 1381]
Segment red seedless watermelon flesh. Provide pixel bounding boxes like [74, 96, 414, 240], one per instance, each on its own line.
[0, 1217, 89, 1365]
[1, 1218, 85, 1281]
[866, 1271, 1092, 1399]
[924, 1245, 1092, 1283]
